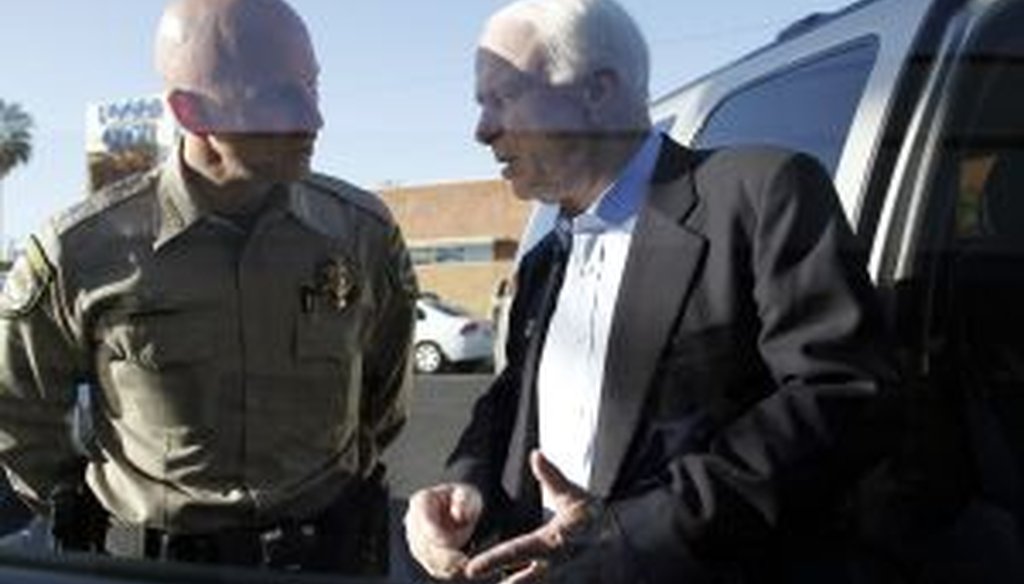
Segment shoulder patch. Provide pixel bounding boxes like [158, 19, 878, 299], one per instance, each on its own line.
[0, 236, 54, 317]
[51, 169, 159, 235]
[303, 173, 394, 225]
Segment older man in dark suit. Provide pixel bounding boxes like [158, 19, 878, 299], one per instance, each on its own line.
[404, 0, 899, 582]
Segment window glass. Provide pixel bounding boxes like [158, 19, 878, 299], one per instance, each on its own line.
[908, 5, 1024, 549]
[695, 38, 878, 174]
[409, 247, 437, 266]
[932, 15, 1024, 247]
[410, 243, 494, 266]
[422, 298, 471, 317]
[435, 246, 465, 264]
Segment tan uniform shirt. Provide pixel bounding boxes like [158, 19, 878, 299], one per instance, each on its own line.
[0, 154, 417, 533]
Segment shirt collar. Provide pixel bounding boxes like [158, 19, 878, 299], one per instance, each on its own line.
[571, 130, 663, 234]
[155, 142, 293, 249]
[155, 144, 206, 250]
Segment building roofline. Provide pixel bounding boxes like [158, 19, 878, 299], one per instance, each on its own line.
[374, 175, 506, 192]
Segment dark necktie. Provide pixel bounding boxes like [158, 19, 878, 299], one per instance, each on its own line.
[540, 214, 573, 323]
[502, 213, 574, 513]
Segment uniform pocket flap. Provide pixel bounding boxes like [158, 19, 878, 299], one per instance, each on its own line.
[295, 311, 358, 362]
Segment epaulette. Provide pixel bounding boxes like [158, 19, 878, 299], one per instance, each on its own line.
[50, 169, 160, 236]
[302, 173, 395, 226]
[0, 236, 53, 317]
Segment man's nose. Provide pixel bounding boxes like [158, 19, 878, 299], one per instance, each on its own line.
[475, 107, 501, 145]
[295, 91, 324, 133]
[305, 105, 324, 133]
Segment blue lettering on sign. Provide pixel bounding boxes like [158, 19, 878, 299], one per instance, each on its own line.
[98, 98, 165, 125]
[102, 123, 159, 152]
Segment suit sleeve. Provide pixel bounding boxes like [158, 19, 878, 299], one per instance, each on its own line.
[443, 366, 520, 539]
[0, 235, 84, 512]
[587, 153, 901, 581]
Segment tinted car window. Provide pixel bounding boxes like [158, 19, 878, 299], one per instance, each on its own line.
[892, 6, 1024, 572]
[695, 38, 878, 174]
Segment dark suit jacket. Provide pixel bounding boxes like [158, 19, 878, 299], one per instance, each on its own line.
[445, 137, 900, 582]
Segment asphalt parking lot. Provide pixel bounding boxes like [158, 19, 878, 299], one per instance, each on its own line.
[382, 373, 493, 582]
[384, 373, 493, 498]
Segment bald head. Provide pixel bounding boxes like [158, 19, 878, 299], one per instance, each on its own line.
[155, 0, 322, 133]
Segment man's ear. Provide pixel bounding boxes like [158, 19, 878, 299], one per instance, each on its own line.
[579, 68, 622, 128]
[581, 69, 618, 107]
[166, 90, 208, 134]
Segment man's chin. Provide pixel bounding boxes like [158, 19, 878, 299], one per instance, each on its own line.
[507, 179, 548, 203]
[275, 163, 313, 183]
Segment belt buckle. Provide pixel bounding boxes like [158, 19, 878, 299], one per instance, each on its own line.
[259, 522, 316, 571]
[157, 530, 219, 563]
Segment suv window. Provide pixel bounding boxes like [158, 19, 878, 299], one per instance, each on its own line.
[694, 38, 879, 174]
[903, 1, 1024, 549]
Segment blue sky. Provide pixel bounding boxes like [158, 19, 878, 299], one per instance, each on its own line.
[0, 0, 852, 243]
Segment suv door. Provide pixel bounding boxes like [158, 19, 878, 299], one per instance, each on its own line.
[866, 0, 1024, 577]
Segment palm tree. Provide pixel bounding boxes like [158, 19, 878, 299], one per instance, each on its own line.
[0, 100, 33, 263]
[0, 100, 32, 179]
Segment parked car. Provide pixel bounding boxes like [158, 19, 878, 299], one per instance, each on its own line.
[505, 0, 1024, 578]
[414, 297, 494, 374]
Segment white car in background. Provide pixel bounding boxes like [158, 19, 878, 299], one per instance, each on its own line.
[414, 297, 494, 374]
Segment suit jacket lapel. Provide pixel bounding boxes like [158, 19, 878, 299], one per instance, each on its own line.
[501, 235, 561, 509]
[590, 141, 708, 497]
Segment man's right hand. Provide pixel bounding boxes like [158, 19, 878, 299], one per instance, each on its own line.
[404, 482, 483, 579]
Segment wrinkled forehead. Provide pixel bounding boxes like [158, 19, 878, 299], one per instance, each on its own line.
[155, 0, 319, 96]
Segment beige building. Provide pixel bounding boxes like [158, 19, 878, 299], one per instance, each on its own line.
[378, 179, 532, 319]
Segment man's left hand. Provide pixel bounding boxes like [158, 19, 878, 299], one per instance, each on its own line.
[464, 450, 600, 583]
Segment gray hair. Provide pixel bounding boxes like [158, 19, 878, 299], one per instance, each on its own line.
[490, 0, 650, 105]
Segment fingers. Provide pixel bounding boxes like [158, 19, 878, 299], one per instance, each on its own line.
[500, 559, 549, 584]
[530, 450, 587, 511]
[404, 483, 483, 580]
[408, 534, 470, 580]
[405, 488, 448, 542]
[530, 450, 569, 494]
[406, 483, 481, 545]
[463, 453, 596, 581]
[449, 482, 483, 525]
[464, 527, 555, 579]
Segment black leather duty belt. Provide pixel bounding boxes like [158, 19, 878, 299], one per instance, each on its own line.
[140, 519, 320, 570]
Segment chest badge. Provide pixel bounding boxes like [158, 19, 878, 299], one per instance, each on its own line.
[316, 257, 355, 311]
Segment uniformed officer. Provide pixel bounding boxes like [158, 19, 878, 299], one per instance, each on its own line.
[0, 0, 416, 575]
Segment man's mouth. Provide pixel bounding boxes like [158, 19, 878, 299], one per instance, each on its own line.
[494, 153, 516, 173]
[499, 160, 516, 179]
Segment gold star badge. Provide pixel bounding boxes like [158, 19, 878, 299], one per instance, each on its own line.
[316, 257, 355, 311]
